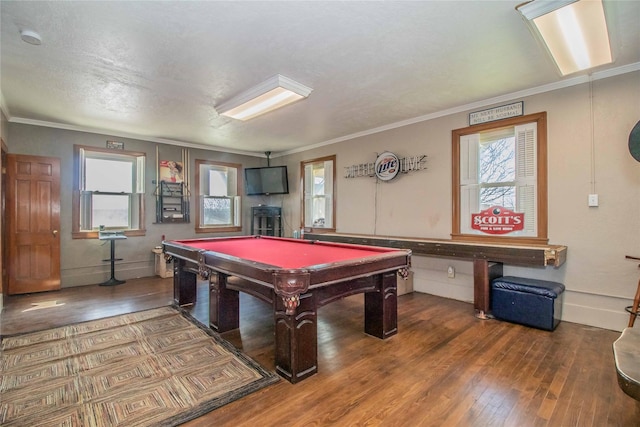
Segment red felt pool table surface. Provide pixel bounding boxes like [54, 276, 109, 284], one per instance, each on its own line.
[169, 236, 400, 270]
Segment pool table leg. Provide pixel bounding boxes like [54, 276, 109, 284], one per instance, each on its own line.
[209, 272, 240, 333]
[173, 259, 197, 306]
[274, 292, 318, 383]
[364, 271, 398, 339]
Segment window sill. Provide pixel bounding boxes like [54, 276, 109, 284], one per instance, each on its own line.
[72, 229, 146, 239]
[303, 227, 336, 235]
[195, 226, 242, 234]
[450, 233, 549, 246]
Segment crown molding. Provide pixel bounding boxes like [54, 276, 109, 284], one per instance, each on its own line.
[7, 117, 265, 157]
[281, 61, 640, 156]
[0, 92, 9, 119]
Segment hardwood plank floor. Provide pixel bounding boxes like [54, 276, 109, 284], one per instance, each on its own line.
[2, 276, 638, 426]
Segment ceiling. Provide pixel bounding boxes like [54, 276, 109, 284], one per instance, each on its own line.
[1, 1, 639, 157]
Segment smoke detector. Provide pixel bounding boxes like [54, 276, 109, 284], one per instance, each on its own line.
[20, 29, 42, 45]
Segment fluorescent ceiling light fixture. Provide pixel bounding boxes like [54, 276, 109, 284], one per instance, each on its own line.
[516, 0, 612, 76]
[217, 74, 312, 121]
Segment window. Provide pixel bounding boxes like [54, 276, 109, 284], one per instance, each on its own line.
[301, 155, 336, 231]
[195, 160, 241, 233]
[452, 112, 547, 244]
[73, 145, 145, 238]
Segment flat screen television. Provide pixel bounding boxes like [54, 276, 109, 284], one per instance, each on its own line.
[245, 166, 289, 196]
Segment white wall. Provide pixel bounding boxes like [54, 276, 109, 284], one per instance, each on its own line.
[279, 71, 640, 332]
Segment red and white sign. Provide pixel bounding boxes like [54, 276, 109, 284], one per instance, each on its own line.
[374, 152, 400, 181]
[471, 206, 524, 235]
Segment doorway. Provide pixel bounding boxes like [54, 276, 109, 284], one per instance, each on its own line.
[1, 140, 6, 304]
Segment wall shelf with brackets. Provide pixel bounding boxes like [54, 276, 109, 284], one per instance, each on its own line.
[155, 146, 190, 224]
[157, 181, 189, 223]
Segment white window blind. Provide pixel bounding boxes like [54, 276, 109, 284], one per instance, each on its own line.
[515, 122, 537, 234]
[460, 133, 480, 234]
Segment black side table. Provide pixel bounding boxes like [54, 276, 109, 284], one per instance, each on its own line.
[99, 233, 127, 286]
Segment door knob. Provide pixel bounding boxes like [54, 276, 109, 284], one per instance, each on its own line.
[52, 230, 58, 236]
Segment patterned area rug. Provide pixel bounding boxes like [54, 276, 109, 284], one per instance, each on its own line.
[0, 306, 279, 426]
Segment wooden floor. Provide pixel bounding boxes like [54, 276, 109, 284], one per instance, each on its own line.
[2, 276, 639, 426]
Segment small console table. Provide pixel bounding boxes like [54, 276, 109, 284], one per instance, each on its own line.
[99, 232, 127, 286]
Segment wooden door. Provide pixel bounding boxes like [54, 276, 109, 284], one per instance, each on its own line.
[1, 141, 6, 296]
[7, 154, 61, 294]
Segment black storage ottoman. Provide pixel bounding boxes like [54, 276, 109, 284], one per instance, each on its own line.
[491, 276, 565, 331]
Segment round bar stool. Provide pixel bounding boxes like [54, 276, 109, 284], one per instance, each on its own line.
[625, 255, 640, 327]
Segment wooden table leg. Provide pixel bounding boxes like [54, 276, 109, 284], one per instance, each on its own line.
[274, 292, 318, 383]
[173, 259, 197, 306]
[624, 256, 640, 327]
[364, 271, 398, 339]
[473, 260, 503, 319]
[628, 278, 640, 327]
[209, 272, 239, 332]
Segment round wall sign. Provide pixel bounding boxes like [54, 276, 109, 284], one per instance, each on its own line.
[629, 120, 640, 162]
[374, 151, 400, 181]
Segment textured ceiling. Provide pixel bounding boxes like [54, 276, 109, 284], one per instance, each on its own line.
[1, 1, 639, 156]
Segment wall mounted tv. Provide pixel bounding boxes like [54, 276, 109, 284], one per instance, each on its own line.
[245, 166, 289, 196]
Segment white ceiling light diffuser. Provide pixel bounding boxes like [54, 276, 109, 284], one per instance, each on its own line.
[516, 0, 612, 76]
[217, 74, 313, 121]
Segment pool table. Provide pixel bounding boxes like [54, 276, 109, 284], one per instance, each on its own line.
[163, 235, 411, 383]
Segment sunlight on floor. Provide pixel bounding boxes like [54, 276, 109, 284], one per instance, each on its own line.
[22, 300, 65, 312]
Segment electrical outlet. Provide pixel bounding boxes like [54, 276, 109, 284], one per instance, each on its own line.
[447, 266, 455, 278]
[588, 194, 599, 207]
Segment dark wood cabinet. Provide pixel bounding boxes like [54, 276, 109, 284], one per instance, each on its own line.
[251, 206, 282, 236]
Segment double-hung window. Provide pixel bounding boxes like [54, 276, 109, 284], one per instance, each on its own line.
[73, 145, 145, 238]
[301, 155, 336, 231]
[195, 160, 241, 233]
[452, 112, 547, 244]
